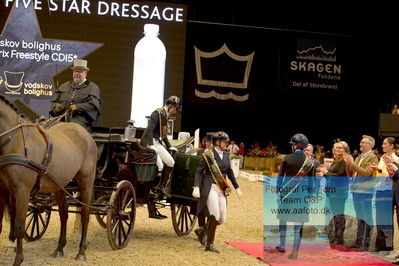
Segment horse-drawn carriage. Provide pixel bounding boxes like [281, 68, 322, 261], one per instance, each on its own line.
[0, 96, 202, 265]
[23, 126, 201, 249]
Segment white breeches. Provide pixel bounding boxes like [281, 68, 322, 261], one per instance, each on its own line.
[206, 183, 227, 224]
[150, 139, 175, 171]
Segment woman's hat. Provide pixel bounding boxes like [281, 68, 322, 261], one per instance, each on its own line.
[71, 59, 89, 71]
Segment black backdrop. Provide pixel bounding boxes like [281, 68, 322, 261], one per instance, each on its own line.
[180, 3, 398, 153]
[182, 22, 356, 153]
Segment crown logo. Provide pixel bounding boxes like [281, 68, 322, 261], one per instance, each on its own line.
[194, 43, 254, 101]
[195, 43, 254, 89]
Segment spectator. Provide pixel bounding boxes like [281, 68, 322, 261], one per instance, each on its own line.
[352, 149, 360, 160]
[384, 157, 399, 264]
[227, 140, 240, 156]
[238, 142, 245, 156]
[304, 143, 321, 169]
[315, 145, 325, 164]
[367, 137, 399, 250]
[373, 148, 381, 160]
[304, 143, 321, 196]
[318, 141, 350, 245]
[343, 135, 378, 249]
[238, 142, 245, 169]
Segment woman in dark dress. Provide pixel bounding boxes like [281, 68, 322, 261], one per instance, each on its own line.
[318, 141, 350, 219]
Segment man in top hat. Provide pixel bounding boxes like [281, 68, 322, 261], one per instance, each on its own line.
[50, 59, 102, 132]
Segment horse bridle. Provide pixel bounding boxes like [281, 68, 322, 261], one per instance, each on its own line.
[0, 118, 52, 161]
[0, 108, 73, 156]
[0, 107, 72, 147]
[0, 117, 107, 211]
[0, 118, 53, 195]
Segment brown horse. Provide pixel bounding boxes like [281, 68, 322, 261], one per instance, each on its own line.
[0, 183, 9, 235]
[0, 95, 97, 265]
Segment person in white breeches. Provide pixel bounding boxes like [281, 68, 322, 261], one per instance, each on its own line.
[139, 96, 182, 220]
[192, 131, 243, 253]
[140, 96, 182, 195]
[206, 183, 227, 224]
[151, 139, 175, 171]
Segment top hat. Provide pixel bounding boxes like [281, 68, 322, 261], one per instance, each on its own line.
[71, 59, 89, 71]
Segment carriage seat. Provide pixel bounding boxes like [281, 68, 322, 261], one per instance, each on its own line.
[131, 148, 157, 165]
[130, 148, 158, 183]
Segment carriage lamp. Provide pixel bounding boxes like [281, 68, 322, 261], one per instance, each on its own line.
[124, 120, 136, 142]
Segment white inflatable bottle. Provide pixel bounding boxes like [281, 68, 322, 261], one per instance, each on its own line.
[130, 24, 166, 128]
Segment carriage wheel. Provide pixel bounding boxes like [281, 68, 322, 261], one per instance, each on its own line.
[24, 205, 51, 241]
[95, 194, 110, 228]
[107, 180, 136, 250]
[171, 203, 197, 236]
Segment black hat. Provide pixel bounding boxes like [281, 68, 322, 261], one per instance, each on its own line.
[212, 131, 230, 142]
[289, 133, 308, 149]
[165, 96, 182, 112]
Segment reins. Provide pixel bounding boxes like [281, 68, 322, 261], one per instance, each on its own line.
[0, 123, 22, 148]
[0, 153, 109, 211]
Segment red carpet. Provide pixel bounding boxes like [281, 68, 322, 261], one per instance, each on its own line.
[226, 241, 394, 265]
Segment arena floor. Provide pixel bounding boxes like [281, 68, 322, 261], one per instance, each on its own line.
[0, 177, 264, 266]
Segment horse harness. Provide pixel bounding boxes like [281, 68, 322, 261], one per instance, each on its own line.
[0, 117, 110, 211]
[0, 118, 53, 195]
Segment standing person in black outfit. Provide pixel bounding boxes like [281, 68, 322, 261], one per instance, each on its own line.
[195, 132, 214, 243]
[318, 141, 350, 217]
[140, 96, 182, 195]
[275, 133, 315, 260]
[140, 96, 181, 219]
[384, 159, 399, 264]
[192, 131, 242, 253]
[318, 141, 350, 245]
[49, 59, 102, 132]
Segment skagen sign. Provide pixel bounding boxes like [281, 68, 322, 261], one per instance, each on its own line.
[287, 39, 343, 90]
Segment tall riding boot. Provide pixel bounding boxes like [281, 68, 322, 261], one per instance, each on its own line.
[149, 169, 162, 199]
[154, 166, 173, 194]
[205, 215, 219, 253]
[147, 201, 167, 219]
[195, 217, 210, 245]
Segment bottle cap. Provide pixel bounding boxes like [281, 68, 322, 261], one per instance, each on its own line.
[144, 24, 159, 36]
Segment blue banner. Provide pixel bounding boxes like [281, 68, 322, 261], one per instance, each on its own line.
[263, 176, 392, 263]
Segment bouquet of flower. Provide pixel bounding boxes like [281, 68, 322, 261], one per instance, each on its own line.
[247, 142, 279, 158]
